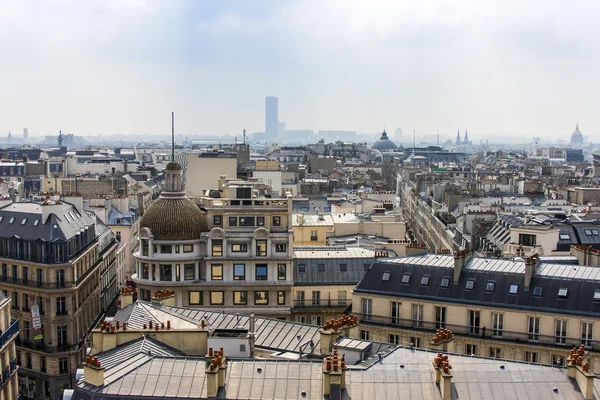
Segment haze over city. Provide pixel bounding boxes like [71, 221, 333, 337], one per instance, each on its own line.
[1, 0, 598, 139]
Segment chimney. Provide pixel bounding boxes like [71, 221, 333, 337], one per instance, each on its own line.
[453, 250, 464, 282]
[151, 289, 176, 306]
[433, 354, 453, 400]
[429, 328, 456, 353]
[318, 212, 325, 221]
[83, 356, 105, 387]
[319, 315, 359, 355]
[567, 346, 595, 400]
[249, 313, 256, 357]
[322, 345, 347, 399]
[524, 254, 539, 290]
[119, 287, 136, 308]
[205, 350, 227, 398]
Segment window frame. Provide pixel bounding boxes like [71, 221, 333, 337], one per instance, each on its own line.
[211, 264, 223, 280]
[233, 263, 245, 281]
[210, 291, 224, 305]
[255, 264, 268, 280]
[189, 291, 203, 305]
[233, 291, 248, 305]
[254, 290, 269, 305]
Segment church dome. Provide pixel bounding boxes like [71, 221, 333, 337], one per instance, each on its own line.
[372, 130, 397, 151]
[571, 123, 583, 144]
[140, 195, 207, 241]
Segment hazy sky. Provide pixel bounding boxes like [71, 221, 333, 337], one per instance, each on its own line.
[1, 0, 598, 140]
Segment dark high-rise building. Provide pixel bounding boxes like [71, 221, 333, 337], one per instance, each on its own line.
[265, 96, 278, 140]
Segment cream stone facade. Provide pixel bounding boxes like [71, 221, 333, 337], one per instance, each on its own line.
[0, 292, 18, 400]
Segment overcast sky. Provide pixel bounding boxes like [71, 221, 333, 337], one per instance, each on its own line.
[0, 0, 598, 140]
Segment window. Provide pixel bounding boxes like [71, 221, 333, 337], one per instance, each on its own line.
[239, 217, 255, 227]
[213, 215, 222, 226]
[211, 240, 223, 257]
[528, 316, 540, 341]
[231, 243, 248, 252]
[56, 269, 65, 288]
[339, 263, 347, 272]
[233, 291, 248, 305]
[159, 264, 172, 281]
[310, 230, 318, 241]
[382, 272, 391, 281]
[440, 277, 450, 288]
[524, 351, 538, 363]
[555, 319, 567, 344]
[489, 347, 502, 358]
[272, 216, 281, 226]
[22, 266, 28, 284]
[420, 275, 430, 286]
[257, 216, 265, 226]
[184, 264, 195, 280]
[465, 344, 478, 356]
[277, 264, 286, 280]
[388, 334, 400, 345]
[210, 291, 224, 305]
[338, 290, 347, 305]
[233, 264, 245, 280]
[401, 273, 411, 284]
[492, 312, 503, 337]
[296, 291, 305, 306]
[311, 316, 323, 325]
[12, 264, 17, 280]
[411, 304, 424, 328]
[317, 263, 325, 272]
[275, 243, 287, 252]
[59, 358, 69, 374]
[41, 356, 46, 373]
[183, 244, 193, 253]
[229, 216, 238, 226]
[298, 264, 306, 273]
[559, 233, 571, 240]
[468, 310, 480, 334]
[254, 291, 268, 305]
[558, 288, 568, 298]
[585, 229, 592, 236]
[361, 298, 372, 320]
[486, 281, 495, 292]
[435, 306, 446, 329]
[518, 233, 536, 247]
[509, 284, 519, 295]
[593, 229, 600, 236]
[57, 325, 67, 346]
[57, 297, 67, 316]
[409, 336, 421, 348]
[211, 264, 223, 280]
[465, 279, 475, 290]
[189, 291, 203, 305]
[360, 330, 371, 340]
[581, 322, 593, 347]
[9, 218, 14, 224]
[255, 264, 268, 280]
[296, 316, 307, 324]
[256, 240, 267, 256]
[277, 291, 286, 305]
[390, 301, 401, 324]
[312, 291, 321, 305]
[21, 218, 27, 225]
[533, 286, 543, 297]
[594, 290, 600, 301]
[160, 245, 172, 253]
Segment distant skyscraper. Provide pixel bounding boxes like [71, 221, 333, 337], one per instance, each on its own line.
[265, 97, 278, 140]
[23, 128, 28, 139]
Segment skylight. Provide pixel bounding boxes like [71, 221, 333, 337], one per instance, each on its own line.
[33, 220, 39, 226]
[559, 233, 571, 240]
[486, 281, 495, 292]
[585, 229, 592, 236]
[509, 284, 519, 295]
[465, 279, 475, 290]
[21, 219, 27, 225]
[594, 290, 600, 301]
[9, 218, 14, 224]
[53, 224, 58, 229]
[382, 272, 391, 281]
[440, 277, 450, 288]
[0, 217, 3, 222]
[401, 273, 411, 284]
[420, 276, 430, 286]
[593, 229, 599, 236]
[558, 288, 568, 298]
[533, 287, 543, 297]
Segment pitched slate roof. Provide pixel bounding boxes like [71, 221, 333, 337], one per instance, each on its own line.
[293, 247, 375, 286]
[355, 254, 600, 317]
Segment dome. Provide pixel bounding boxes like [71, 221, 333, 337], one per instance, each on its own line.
[140, 196, 207, 241]
[372, 130, 397, 151]
[571, 123, 583, 144]
[166, 162, 182, 171]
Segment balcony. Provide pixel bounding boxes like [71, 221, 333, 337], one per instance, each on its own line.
[15, 337, 73, 354]
[293, 299, 352, 309]
[0, 275, 75, 289]
[356, 313, 600, 352]
[0, 319, 19, 349]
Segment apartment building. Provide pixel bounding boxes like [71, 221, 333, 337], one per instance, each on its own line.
[132, 163, 293, 318]
[353, 252, 600, 371]
[0, 197, 105, 399]
[0, 292, 19, 400]
[292, 246, 375, 325]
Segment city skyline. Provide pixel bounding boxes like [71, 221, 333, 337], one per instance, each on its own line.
[0, 1, 598, 139]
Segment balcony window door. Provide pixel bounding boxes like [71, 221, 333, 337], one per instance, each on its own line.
[468, 310, 480, 335]
[528, 316, 540, 341]
[390, 301, 401, 325]
[435, 306, 447, 329]
[492, 312, 504, 337]
[361, 298, 372, 320]
[411, 304, 424, 328]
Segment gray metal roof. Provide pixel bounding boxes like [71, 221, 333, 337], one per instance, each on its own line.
[293, 247, 375, 286]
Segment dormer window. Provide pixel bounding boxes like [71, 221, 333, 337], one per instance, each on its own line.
[420, 275, 430, 286]
[382, 272, 390, 281]
[509, 284, 519, 295]
[401, 273, 411, 284]
[9, 218, 14, 224]
[486, 281, 495, 292]
[465, 279, 475, 290]
[558, 288, 568, 298]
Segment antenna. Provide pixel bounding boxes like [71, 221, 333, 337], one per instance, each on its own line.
[171, 112, 175, 163]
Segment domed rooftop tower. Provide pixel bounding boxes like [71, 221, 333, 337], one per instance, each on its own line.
[571, 123, 583, 145]
[372, 129, 397, 151]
